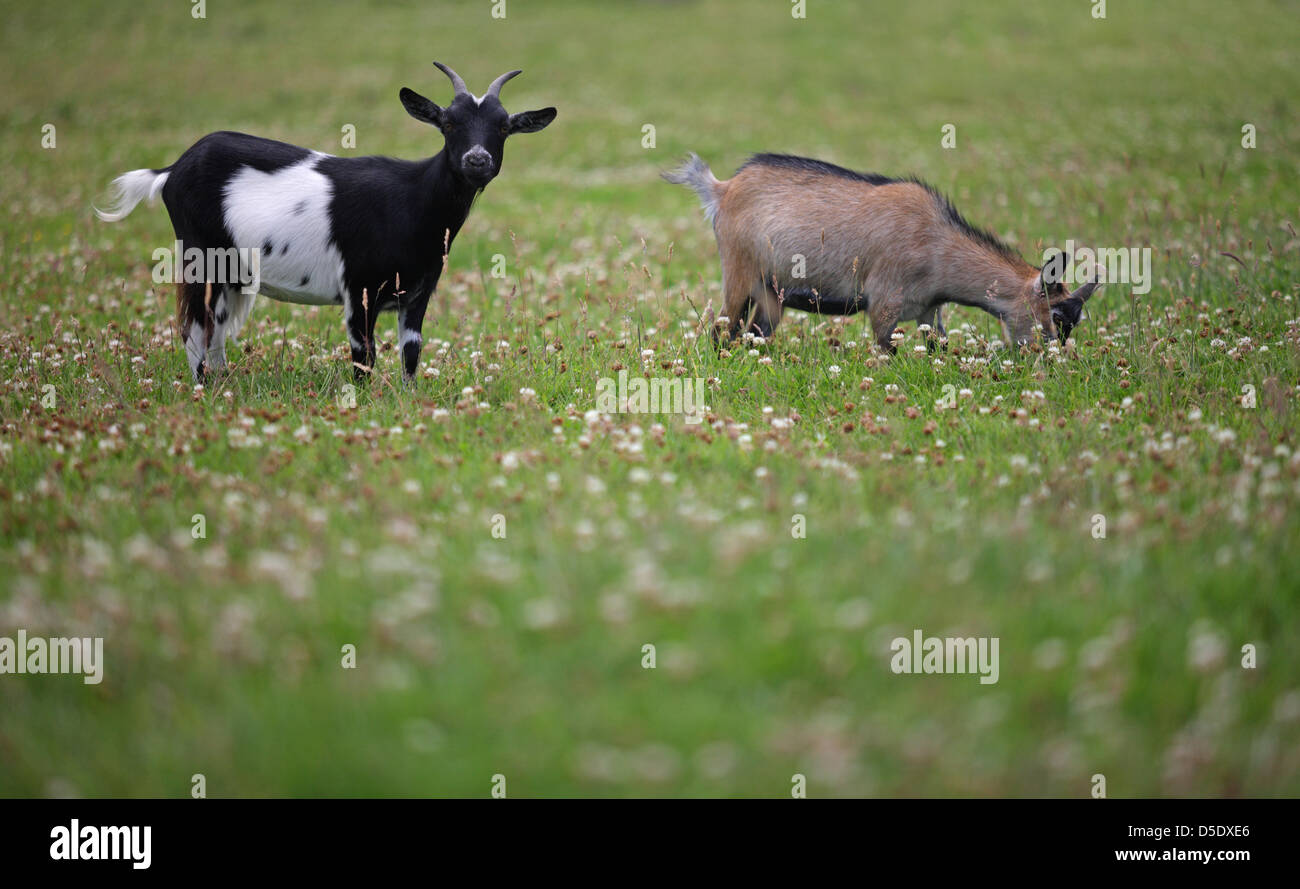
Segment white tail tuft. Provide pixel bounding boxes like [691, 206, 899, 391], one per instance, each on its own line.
[662, 152, 722, 224]
[94, 169, 170, 222]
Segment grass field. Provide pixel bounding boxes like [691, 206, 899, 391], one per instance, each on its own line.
[2, 0, 1298, 797]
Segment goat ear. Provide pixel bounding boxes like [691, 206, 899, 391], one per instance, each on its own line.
[400, 88, 443, 128]
[508, 107, 557, 135]
[1030, 269, 1048, 299]
[1040, 251, 1067, 289]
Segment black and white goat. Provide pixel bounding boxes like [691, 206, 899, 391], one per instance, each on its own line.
[96, 63, 556, 382]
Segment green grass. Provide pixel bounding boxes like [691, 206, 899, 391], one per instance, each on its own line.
[1, 0, 1298, 797]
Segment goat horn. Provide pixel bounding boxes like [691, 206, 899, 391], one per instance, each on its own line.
[484, 69, 522, 100]
[432, 61, 469, 97]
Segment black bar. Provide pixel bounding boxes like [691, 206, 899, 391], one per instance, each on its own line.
[1, 800, 1285, 875]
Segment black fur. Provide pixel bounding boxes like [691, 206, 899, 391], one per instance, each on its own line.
[741, 153, 898, 187]
[779, 288, 865, 316]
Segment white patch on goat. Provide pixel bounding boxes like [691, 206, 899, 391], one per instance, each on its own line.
[222, 155, 346, 307]
[223, 289, 257, 342]
[207, 330, 229, 370]
[184, 321, 206, 379]
[205, 289, 229, 370]
[396, 308, 422, 378]
[399, 320, 422, 351]
[206, 286, 253, 371]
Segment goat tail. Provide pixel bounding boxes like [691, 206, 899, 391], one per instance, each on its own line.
[662, 152, 723, 224]
[94, 168, 170, 222]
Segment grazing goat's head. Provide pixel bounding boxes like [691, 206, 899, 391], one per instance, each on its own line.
[399, 62, 556, 189]
[1032, 252, 1103, 343]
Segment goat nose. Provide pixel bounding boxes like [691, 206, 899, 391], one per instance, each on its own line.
[463, 149, 491, 169]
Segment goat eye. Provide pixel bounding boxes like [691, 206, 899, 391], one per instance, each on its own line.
[499, 125, 510, 135]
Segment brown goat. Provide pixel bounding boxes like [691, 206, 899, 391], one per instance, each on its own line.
[665, 153, 1100, 351]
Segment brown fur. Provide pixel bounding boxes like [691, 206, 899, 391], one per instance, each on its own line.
[177, 281, 211, 344]
[675, 155, 1065, 350]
